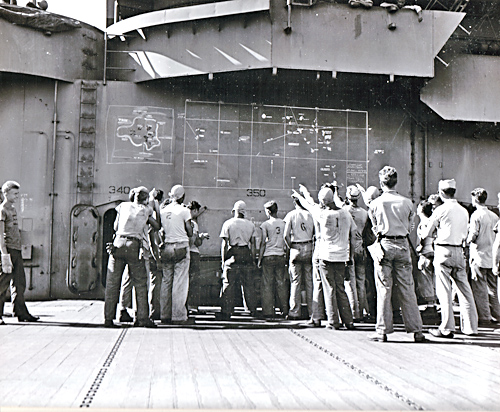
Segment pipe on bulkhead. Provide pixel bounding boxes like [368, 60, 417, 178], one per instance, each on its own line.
[48, 80, 58, 298]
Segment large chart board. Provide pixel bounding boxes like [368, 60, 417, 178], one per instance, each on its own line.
[106, 105, 174, 164]
[182, 101, 368, 191]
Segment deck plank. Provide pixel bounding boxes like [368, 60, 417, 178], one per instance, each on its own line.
[0, 301, 499, 410]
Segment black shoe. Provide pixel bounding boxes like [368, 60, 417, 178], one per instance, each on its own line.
[18, 314, 39, 322]
[119, 309, 134, 323]
[368, 332, 387, 342]
[0, 318, 5, 325]
[215, 313, 231, 321]
[134, 319, 157, 328]
[172, 318, 195, 325]
[478, 319, 496, 327]
[345, 323, 356, 330]
[429, 328, 454, 339]
[104, 320, 117, 328]
[414, 333, 429, 343]
[160, 318, 172, 325]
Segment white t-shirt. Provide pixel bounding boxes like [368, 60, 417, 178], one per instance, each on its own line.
[160, 202, 191, 243]
[261, 217, 286, 257]
[284, 208, 314, 243]
[115, 202, 153, 239]
[310, 205, 356, 262]
[220, 217, 256, 247]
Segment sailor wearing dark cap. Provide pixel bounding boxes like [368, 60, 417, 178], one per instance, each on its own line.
[104, 186, 160, 328]
[367, 166, 427, 342]
[420, 179, 478, 337]
[219, 200, 258, 319]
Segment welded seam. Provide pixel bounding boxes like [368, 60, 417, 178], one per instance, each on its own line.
[79, 328, 129, 408]
[289, 329, 425, 411]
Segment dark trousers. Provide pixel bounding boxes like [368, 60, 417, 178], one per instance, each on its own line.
[261, 255, 289, 316]
[0, 248, 30, 318]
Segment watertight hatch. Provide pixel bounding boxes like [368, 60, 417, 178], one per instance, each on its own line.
[68, 204, 100, 294]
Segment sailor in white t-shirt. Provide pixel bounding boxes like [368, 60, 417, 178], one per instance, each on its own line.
[159, 185, 193, 325]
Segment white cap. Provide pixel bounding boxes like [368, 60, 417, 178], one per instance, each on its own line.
[318, 187, 334, 204]
[169, 184, 185, 200]
[438, 179, 456, 191]
[232, 200, 246, 215]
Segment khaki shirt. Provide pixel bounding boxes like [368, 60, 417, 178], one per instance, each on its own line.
[422, 199, 468, 246]
[368, 190, 414, 237]
[467, 205, 499, 268]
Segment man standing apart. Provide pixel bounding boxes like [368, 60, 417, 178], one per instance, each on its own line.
[258, 200, 288, 319]
[159, 185, 193, 325]
[0, 181, 39, 323]
[420, 179, 478, 338]
[467, 188, 499, 326]
[284, 196, 314, 320]
[219, 201, 257, 320]
[368, 166, 427, 342]
[292, 186, 356, 330]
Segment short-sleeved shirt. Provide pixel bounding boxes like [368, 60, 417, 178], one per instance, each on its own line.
[261, 217, 286, 257]
[425, 199, 468, 246]
[115, 202, 153, 240]
[190, 221, 200, 254]
[161, 202, 191, 243]
[467, 205, 499, 268]
[220, 217, 256, 247]
[343, 204, 368, 251]
[310, 205, 356, 262]
[0, 203, 21, 250]
[284, 208, 314, 243]
[368, 190, 414, 237]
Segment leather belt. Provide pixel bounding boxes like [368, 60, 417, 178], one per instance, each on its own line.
[291, 240, 313, 245]
[435, 244, 462, 247]
[380, 235, 406, 240]
[117, 235, 140, 241]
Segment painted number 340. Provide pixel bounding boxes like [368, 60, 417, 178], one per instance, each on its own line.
[246, 189, 266, 197]
[109, 186, 131, 194]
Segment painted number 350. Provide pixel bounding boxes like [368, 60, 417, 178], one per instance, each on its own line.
[246, 189, 266, 197]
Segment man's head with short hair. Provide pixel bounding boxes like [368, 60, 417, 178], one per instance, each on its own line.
[471, 187, 487, 205]
[264, 200, 278, 217]
[417, 200, 433, 218]
[378, 166, 397, 189]
[2, 180, 20, 194]
[129, 186, 149, 203]
[188, 200, 201, 211]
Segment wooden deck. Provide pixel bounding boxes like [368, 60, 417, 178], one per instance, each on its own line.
[0, 300, 499, 411]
